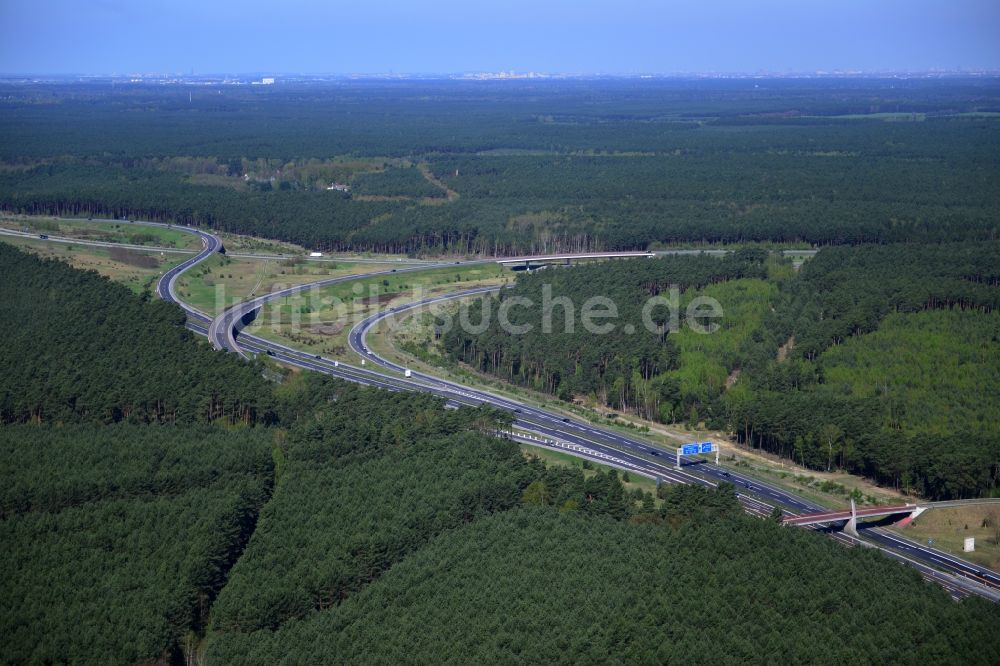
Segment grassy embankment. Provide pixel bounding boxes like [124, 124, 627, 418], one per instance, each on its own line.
[520, 443, 660, 497]
[174, 254, 403, 317]
[1, 214, 202, 249]
[0, 235, 185, 295]
[890, 504, 1000, 571]
[240, 262, 510, 359]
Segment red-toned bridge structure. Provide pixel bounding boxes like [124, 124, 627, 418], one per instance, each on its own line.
[784, 498, 1000, 536]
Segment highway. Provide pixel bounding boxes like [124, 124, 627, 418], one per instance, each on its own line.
[205, 260, 462, 355]
[2, 221, 818, 265]
[0, 225, 197, 254]
[29, 217, 996, 602]
[348, 287, 1000, 595]
[205, 246, 1000, 600]
[0, 224, 433, 264]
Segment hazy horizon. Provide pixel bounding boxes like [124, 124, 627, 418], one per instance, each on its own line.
[2, 0, 999, 76]
[3, 68, 1000, 79]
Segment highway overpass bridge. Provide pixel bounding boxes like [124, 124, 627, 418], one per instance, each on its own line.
[497, 251, 654, 269]
[785, 498, 1000, 535]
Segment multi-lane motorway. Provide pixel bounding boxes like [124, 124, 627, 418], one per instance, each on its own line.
[348, 285, 1000, 599]
[46, 218, 1000, 602]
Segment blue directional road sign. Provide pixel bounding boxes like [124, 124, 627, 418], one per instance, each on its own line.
[682, 444, 700, 455]
[701, 442, 714, 453]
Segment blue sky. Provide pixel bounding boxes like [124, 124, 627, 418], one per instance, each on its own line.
[1, 0, 998, 75]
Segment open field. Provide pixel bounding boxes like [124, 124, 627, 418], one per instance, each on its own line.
[892, 505, 1000, 571]
[0, 235, 184, 294]
[0, 214, 202, 250]
[520, 442, 660, 497]
[241, 262, 510, 359]
[175, 254, 400, 316]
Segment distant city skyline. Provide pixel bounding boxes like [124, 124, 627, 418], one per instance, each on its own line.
[1, 0, 999, 75]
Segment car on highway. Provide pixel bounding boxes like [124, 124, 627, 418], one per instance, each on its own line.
[38, 234, 48, 239]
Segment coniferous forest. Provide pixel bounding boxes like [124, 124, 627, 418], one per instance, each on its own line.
[1, 79, 998, 254]
[2, 77, 1000, 663]
[444, 243, 1000, 499]
[0, 244, 275, 425]
[2, 244, 999, 664]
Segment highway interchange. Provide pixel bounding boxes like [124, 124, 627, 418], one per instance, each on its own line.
[40, 217, 1000, 602]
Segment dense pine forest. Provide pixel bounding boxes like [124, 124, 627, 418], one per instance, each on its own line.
[3, 77, 1000, 663]
[1, 78, 998, 254]
[727, 243, 1000, 498]
[444, 249, 772, 405]
[1, 425, 275, 664]
[3, 239, 999, 664]
[443, 243, 1000, 499]
[208, 509, 1000, 665]
[0, 244, 275, 425]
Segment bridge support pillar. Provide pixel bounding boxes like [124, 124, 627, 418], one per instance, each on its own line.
[896, 506, 926, 528]
[844, 498, 859, 537]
